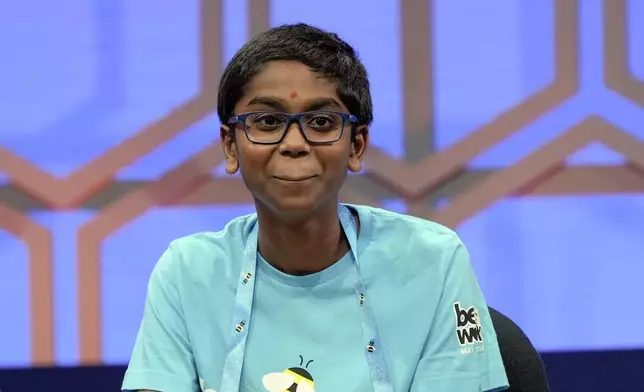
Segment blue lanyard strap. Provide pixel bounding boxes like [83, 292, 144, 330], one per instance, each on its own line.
[220, 205, 393, 392]
[219, 217, 258, 390]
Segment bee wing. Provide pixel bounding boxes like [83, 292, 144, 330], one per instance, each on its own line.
[262, 372, 296, 391]
[296, 382, 316, 392]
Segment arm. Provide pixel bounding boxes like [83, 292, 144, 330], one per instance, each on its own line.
[121, 245, 198, 392]
[410, 237, 509, 392]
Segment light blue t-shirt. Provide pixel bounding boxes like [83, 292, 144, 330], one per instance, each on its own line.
[122, 205, 508, 392]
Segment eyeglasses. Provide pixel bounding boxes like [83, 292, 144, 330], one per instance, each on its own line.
[228, 110, 358, 145]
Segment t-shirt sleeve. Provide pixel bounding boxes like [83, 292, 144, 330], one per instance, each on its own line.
[121, 245, 199, 392]
[410, 236, 509, 392]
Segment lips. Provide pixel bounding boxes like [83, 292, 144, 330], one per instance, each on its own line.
[273, 175, 317, 182]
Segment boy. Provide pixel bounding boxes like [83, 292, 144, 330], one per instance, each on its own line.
[122, 23, 509, 392]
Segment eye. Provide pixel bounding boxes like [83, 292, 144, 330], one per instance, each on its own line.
[307, 114, 337, 130]
[252, 113, 285, 130]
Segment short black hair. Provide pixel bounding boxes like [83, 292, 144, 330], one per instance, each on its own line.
[217, 23, 373, 126]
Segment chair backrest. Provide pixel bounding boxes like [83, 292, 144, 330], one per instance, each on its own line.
[488, 306, 550, 392]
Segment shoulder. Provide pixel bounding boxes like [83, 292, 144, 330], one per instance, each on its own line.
[350, 204, 465, 277]
[171, 212, 255, 256]
[352, 204, 463, 255]
[157, 213, 258, 280]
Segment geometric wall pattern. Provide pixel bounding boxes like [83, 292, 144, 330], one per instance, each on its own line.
[0, 0, 643, 367]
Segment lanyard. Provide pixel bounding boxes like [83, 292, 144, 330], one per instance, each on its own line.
[219, 204, 393, 392]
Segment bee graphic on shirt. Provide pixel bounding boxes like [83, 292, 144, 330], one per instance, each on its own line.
[262, 355, 315, 392]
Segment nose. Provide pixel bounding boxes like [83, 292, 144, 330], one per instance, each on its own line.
[278, 121, 310, 157]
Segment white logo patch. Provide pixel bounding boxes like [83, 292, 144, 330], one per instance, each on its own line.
[453, 302, 484, 354]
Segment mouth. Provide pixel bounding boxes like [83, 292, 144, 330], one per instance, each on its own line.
[273, 175, 317, 182]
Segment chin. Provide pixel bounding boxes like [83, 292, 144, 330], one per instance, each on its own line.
[258, 195, 329, 221]
[271, 199, 319, 216]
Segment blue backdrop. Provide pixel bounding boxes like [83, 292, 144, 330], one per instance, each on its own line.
[0, 0, 643, 367]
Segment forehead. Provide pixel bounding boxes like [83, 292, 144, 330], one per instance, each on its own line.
[242, 60, 339, 101]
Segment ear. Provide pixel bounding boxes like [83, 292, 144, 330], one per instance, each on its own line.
[220, 125, 239, 174]
[348, 125, 369, 173]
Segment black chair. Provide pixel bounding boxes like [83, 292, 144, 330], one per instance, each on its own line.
[488, 307, 550, 392]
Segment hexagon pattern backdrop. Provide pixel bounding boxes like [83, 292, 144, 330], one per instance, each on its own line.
[0, 0, 643, 368]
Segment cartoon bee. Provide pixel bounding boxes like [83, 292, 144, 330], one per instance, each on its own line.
[262, 355, 315, 392]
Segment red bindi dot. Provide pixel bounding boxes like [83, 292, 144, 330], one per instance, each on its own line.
[290, 91, 298, 99]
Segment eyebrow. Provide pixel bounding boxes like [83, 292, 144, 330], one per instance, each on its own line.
[246, 96, 344, 112]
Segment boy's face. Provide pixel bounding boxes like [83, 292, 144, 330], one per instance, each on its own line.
[221, 60, 368, 217]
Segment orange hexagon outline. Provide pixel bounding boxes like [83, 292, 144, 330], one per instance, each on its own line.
[70, 0, 579, 363]
[0, 0, 223, 366]
[71, 0, 224, 363]
[0, 0, 222, 209]
[365, 0, 581, 199]
[604, 0, 644, 106]
[429, 116, 644, 227]
[0, 204, 53, 365]
[4, 0, 641, 366]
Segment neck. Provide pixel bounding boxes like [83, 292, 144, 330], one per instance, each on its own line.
[255, 201, 349, 275]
